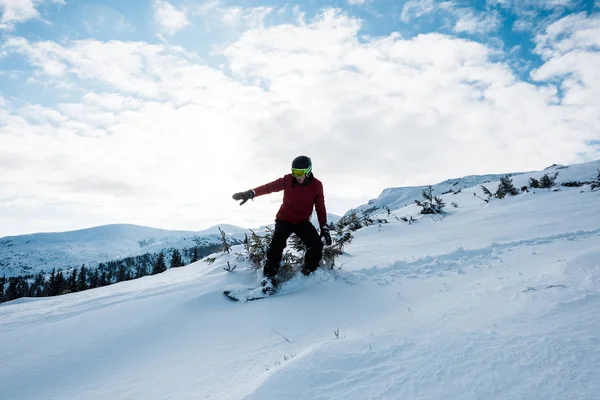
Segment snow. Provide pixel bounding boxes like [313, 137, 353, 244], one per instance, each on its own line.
[1, 160, 599, 399]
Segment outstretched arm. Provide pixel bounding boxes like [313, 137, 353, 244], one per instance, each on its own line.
[232, 176, 286, 206]
[252, 176, 286, 197]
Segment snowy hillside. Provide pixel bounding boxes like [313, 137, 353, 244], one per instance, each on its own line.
[1, 160, 599, 399]
[351, 161, 596, 216]
[0, 224, 248, 277]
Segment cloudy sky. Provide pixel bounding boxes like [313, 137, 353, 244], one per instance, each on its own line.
[0, 0, 598, 237]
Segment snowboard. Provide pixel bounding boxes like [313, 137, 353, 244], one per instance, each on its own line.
[223, 285, 276, 302]
[223, 264, 302, 302]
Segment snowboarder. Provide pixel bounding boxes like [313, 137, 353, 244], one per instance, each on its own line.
[232, 155, 332, 293]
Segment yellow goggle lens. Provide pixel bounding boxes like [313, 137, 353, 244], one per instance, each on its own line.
[292, 168, 308, 177]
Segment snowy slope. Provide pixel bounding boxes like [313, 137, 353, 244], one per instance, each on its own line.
[351, 160, 598, 215]
[1, 160, 599, 400]
[0, 224, 248, 277]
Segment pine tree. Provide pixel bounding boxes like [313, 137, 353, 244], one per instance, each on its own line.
[539, 172, 558, 189]
[0, 276, 5, 302]
[152, 253, 167, 275]
[116, 264, 127, 282]
[415, 185, 446, 214]
[218, 227, 231, 254]
[495, 175, 518, 199]
[77, 265, 88, 291]
[5, 278, 19, 301]
[99, 271, 108, 287]
[591, 169, 600, 190]
[45, 269, 56, 296]
[69, 269, 78, 293]
[55, 270, 65, 295]
[136, 265, 148, 279]
[170, 249, 183, 268]
[529, 178, 540, 188]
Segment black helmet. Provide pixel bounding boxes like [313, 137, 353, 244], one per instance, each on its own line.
[291, 155, 312, 177]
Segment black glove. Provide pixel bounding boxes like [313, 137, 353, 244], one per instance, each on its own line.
[232, 190, 255, 206]
[320, 224, 332, 246]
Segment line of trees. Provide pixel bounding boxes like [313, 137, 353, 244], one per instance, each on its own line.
[0, 243, 222, 303]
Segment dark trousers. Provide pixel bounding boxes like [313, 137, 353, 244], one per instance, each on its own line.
[263, 219, 324, 277]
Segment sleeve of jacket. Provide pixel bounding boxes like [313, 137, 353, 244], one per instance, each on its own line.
[315, 180, 327, 227]
[252, 176, 286, 197]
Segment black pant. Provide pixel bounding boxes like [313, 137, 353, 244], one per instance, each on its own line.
[263, 219, 324, 277]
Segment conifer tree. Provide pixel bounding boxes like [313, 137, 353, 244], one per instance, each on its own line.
[495, 175, 519, 199]
[55, 270, 65, 295]
[170, 249, 183, 268]
[116, 264, 127, 282]
[528, 178, 540, 188]
[99, 271, 108, 287]
[415, 185, 446, 214]
[77, 265, 88, 291]
[152, 253, 167, 275]
[46, 269, 56, 296]
[69, 269, 78, 293]
[539, 172, 558, 189]
[136, 265, 148, 279]
[591, 169, 600, 190]
[0, 276, 4, 302]
[218, 227, 232, 254]
[5, 278, 19, 301]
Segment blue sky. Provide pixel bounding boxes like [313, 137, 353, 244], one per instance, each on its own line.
[0, 0, 599, 236]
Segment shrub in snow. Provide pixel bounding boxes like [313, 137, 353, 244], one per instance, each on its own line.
[495, 175, 519, 199]
[218, 227, 232, 254]
[242, 221, 352, 272]
[243, 228, 273, 269]
[539, 172, 559, 189]
[561, 181, 588, 188]
[591, 169, 600, 191]
[401, 216, 417, 224]
[414, 185, 446, 214]
[223, 261, 236, 272]
[480, 185, 493, 198]
[529, 178, 540, 188]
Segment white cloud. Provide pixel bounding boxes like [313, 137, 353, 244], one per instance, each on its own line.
[347, 0, 366, 5]
[1, 9, 599, 236]
[512, 19, 533, 32]
[454, 9, 502, 34]
[82, 7, 135, 34]
[192, 3, 275, 32]
[0, 0, 65, 30]
[400, 0, 436, 23]
[531, 13, 600, 110]
[220, 6, 273, 30]
[489, 0, 576, 9]
[153, 0, 189, 36]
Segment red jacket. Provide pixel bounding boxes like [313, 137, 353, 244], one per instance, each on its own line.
[253, 174, 327, 226]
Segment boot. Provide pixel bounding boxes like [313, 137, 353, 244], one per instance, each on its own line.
[260, 276, 277, 295]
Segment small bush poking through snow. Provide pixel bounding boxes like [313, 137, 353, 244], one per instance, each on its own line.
[414, 185, 445, 214]
[591, 169, 600, 191]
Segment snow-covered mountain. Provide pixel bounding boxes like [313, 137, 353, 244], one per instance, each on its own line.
[0, 223, 249, 277]
[1, 159, 599, 399]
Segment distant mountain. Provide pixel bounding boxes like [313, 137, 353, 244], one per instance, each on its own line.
[0, 223, 248, 277]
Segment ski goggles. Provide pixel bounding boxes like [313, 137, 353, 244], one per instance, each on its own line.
[291, 166, 311, 178]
